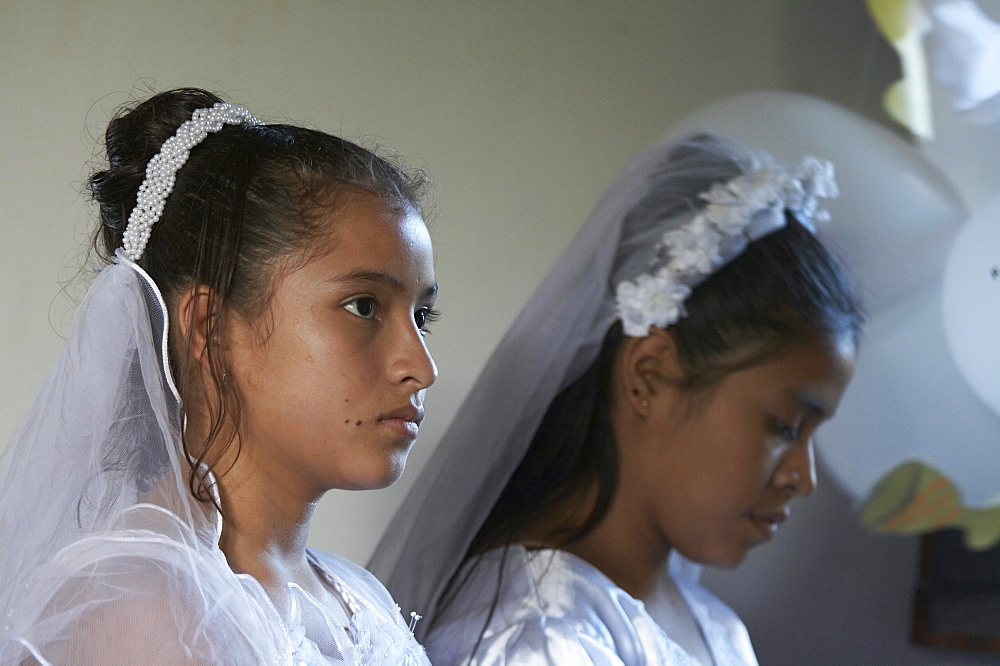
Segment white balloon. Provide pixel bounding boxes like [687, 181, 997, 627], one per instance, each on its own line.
[665, 90, 966, 318]
[665, 91, 1000, 505]
[819, 291, 1000, 506]
[942, 194, 1000, 418]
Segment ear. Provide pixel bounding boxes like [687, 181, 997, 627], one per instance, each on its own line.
[175, 285, 217, 371]
[617, 327, 684, 417]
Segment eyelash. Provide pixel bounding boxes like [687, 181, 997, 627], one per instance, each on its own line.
[415, 307, 441, 334]
[776, 422, 800, 442]
[343, 298, 440, 334]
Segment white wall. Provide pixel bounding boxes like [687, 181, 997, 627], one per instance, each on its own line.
[2, 2, 993, 663]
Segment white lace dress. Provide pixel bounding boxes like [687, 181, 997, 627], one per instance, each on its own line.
[424, 546, 757, 665]
[0, 506, 430, 665]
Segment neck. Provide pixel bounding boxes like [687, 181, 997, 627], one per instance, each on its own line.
[515, 480, 669, 600]
[513, 377, 673, 600]
[185, 412, 320, 591]
[561, 493, 670, 600]
[215, 454, 319, 588]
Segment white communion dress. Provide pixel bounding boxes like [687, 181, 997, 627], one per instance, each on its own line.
[425, 547, 757, 666]
[369, 135, 799, 663]
[0, 254, 429, 665]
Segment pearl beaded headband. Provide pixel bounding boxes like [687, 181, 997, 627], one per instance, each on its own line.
[122, 102, 261, 261]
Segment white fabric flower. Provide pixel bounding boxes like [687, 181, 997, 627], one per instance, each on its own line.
[614, 156, 836, 337]
[662, 215, 723, 275]
[616, 270, 691, 337]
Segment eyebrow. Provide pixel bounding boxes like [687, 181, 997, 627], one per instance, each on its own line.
[801, 395, 828, 419]
[331, 270, 438, 300]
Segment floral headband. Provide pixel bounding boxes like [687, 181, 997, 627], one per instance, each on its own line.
[615, 157, 838, 337]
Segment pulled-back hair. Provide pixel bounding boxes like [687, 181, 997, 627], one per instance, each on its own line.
[89, 88, 427, 505]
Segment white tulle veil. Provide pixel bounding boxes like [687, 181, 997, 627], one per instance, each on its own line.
[368, 132, 825, 639]
[0, 89, 441, 663]
[0, 252, 288, 663]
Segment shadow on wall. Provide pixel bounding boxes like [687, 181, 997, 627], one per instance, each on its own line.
[700, 461, 1000, 665]
[775, 0, 901, 131]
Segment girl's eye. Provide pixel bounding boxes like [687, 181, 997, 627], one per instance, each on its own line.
[344, 297, 377, 319]
[776, 422, 800, 442]
[414, 307, 441, 333]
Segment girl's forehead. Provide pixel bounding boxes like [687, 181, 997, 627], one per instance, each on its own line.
[735, 340, 855, 413]
[280, 196, 433, 291]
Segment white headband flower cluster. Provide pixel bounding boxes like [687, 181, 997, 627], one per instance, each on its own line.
[615, 157, 838, 337]
[123, 102, 261, 262]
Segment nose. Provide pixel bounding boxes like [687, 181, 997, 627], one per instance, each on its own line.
[391, 324, 438, 390]
[775, 439, 817, 497]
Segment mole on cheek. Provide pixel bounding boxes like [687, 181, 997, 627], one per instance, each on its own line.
[355, 420, 362, 426]
[344, 419, 349, 425]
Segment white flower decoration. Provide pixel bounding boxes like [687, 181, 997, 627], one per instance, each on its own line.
[615, 156, 837, 337]
[661, 215, 723, 275]
[617, 270, 691, 337]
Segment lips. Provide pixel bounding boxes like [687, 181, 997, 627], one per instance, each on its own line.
[378, 405, 424, 426]
[377, 405, 424, 439]
[747, 508, 789, 541]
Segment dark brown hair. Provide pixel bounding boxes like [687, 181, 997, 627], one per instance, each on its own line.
[89, 88, 427, 504]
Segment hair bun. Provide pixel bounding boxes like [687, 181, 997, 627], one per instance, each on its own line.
[89, 88, 226, 256]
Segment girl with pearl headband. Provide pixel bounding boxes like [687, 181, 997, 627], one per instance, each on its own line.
[370, 133, 864, 665]
[0, 88, 436, 664]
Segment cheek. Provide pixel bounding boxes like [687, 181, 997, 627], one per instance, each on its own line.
[757, 437, 789, 480]
[239, 330, 376, 422]
[699, 435, 782, 498]
[298, 353, 376, 418]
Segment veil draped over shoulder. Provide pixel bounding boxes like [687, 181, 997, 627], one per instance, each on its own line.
[0, 252, 423, 664]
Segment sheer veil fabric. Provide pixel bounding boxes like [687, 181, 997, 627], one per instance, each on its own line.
[369, 133, 779, 640]
[0, 252, 427, 664]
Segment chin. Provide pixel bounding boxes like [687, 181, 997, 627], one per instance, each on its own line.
[376, 460, 407, 488]
[679, 545, 749, 569]
[714, 552, 749, 568]
[366, 451, 410, 489]
[328, 451, 409, 491]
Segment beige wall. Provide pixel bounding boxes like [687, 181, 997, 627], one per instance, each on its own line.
[3, 1, 994, 663]
[0, 0, 788, 558]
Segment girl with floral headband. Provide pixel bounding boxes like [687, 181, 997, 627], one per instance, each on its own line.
[370, 133, 864, 665]
[0, 88, 436, 664]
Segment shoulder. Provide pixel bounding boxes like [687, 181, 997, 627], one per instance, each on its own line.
[307, 548, 402, 614]
[426, 547, 684, 666]
[668, 567, 757, 664]
[427, 612, 627, 666]
[5, 534, 279, 664]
